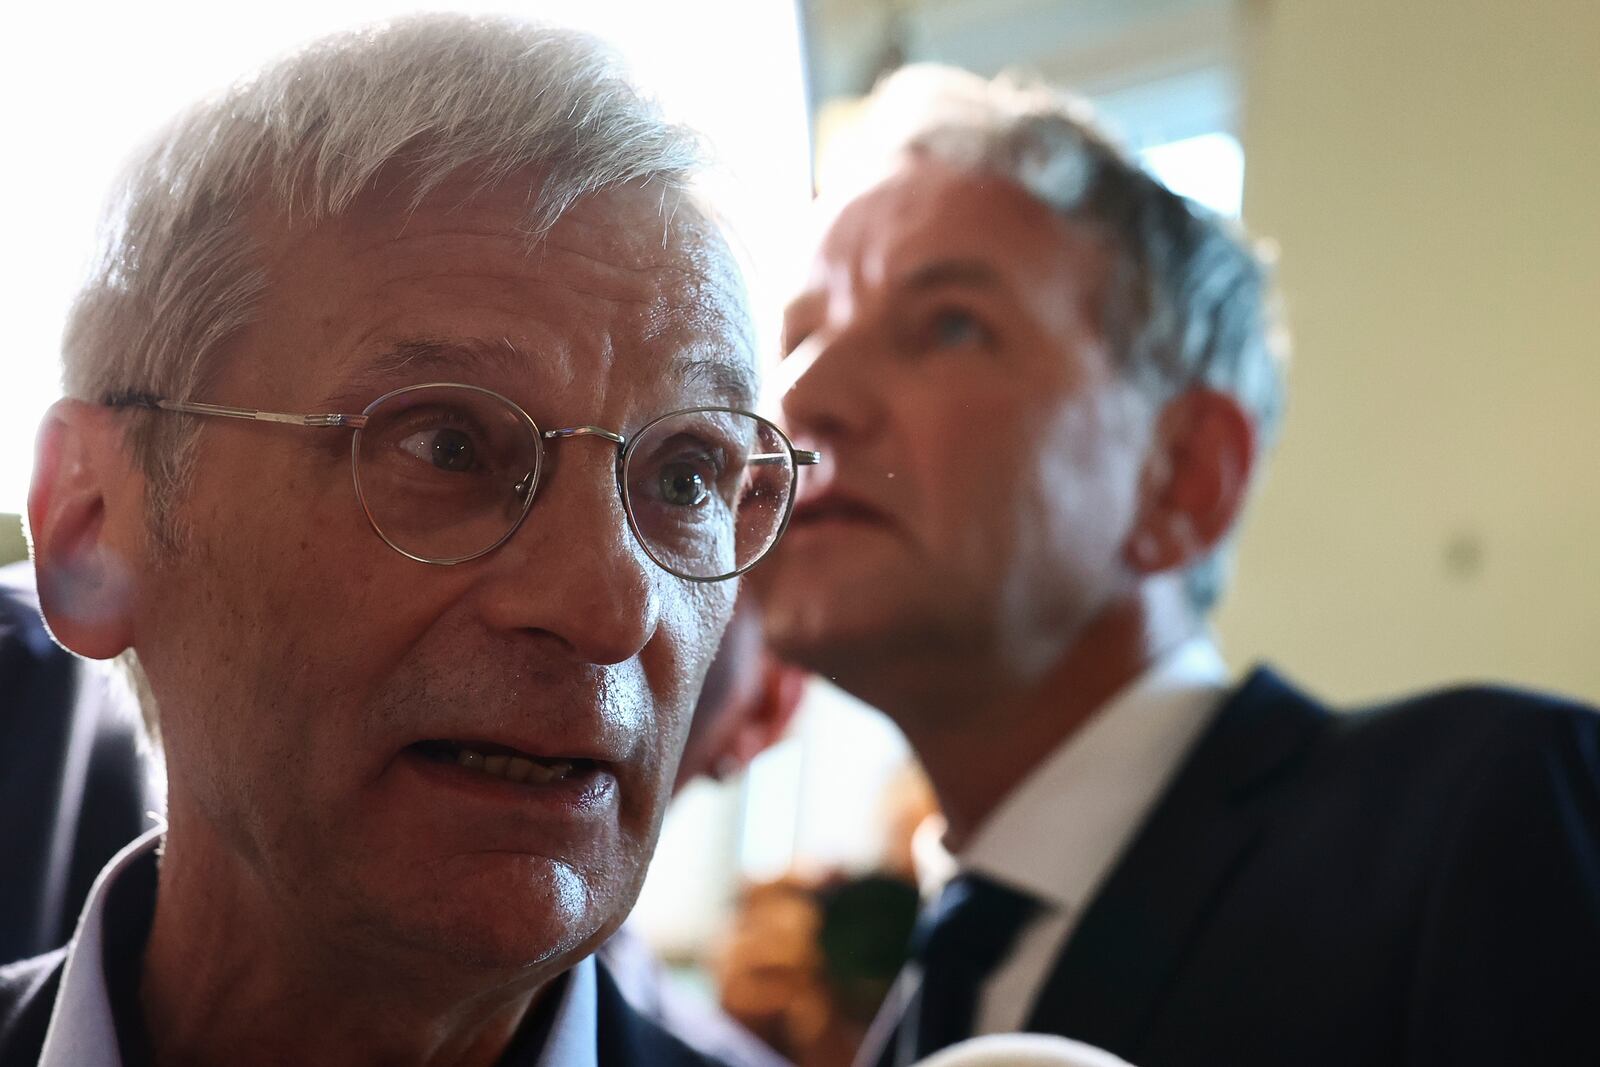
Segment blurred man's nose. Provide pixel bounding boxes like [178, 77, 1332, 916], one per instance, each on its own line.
[777, 317, 886, 454]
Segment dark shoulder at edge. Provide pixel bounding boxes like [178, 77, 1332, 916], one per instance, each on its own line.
[1323, 679, 1599, 785]
[0, 949, 66, 1067]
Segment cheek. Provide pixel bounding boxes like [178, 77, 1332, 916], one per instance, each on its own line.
[246, 457, 467, 675]
[1029, 392, 1150, 569]
[896, 383, 1043, 545]
[905, 376, 1144, 583]
[173, 480, 452, 780]
[643, 581, 737, 752]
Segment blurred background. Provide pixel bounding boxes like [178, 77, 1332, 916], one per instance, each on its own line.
[4, 0, 1598, 1053]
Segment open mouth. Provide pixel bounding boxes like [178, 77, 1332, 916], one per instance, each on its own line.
[407, 740, 594, 785]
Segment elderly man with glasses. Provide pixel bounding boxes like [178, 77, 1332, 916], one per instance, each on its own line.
[0, 16, 814, 1067]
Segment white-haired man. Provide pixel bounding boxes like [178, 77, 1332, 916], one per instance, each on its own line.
[750, 66, 1600, 1067]
[0, 16, 819, 1067]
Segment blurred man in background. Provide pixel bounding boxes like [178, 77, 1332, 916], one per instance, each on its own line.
[674, 600, 807, 795]
[750, 64, 1600, 1067]
[0, 15, 820, 1066]
[602, 599, 804, 1067]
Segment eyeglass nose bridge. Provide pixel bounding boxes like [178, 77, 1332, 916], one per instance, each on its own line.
[542, 425, 627, 446]
[521, 424, 631, 506]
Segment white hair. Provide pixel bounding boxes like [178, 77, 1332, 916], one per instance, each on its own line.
[851, 64, 1288, 614]
[63, 13, 706, 547]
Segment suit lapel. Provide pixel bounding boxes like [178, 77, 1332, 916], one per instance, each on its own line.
[594, 959, 709, 1067]
[1022, 668, 1327, 1055]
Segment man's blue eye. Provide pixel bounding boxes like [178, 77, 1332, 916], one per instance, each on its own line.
[658, 461, 711, 508]
[398, 427, 477, 472]
[930, 309, 988, 348]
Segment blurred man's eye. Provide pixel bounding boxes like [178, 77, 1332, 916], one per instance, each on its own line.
[925, 308, 992, 349]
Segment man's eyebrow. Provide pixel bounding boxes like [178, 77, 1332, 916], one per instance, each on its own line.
[675, 353, 758, 408]
[900, 259, 1007, 292]
[323, 337, 757, 411]
[325, 338, 523, 408]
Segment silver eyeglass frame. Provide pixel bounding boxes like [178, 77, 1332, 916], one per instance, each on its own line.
[110, 381, 821, 581]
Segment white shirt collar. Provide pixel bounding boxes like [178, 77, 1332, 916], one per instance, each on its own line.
[957, 636, 1232, 911]
[534, 955, 598, 1067]
[38, 827, 159, 1067]
[39, 828, 600, 1067]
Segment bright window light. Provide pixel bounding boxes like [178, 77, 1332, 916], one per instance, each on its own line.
[1139, 131, 1246, 218]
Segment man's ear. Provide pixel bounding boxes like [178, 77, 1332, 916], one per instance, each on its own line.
[1122, 387, 1256, 575]
[28, 398, 142, 659]
[713, 658, 808, 780]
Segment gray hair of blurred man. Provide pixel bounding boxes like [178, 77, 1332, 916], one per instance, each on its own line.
[55, 14, 715, 739]
[833, 64, 1287, 615]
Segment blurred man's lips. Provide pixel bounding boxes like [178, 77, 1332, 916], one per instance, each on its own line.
[789, 492, 891, 529]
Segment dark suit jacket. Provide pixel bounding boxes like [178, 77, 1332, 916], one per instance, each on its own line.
[0, 565, 153, 964]
[0, 946, 728, 1067]
[1020, 668, 1600, 1066]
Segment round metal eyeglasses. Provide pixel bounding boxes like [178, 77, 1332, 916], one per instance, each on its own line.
[110, 382, 821, 581]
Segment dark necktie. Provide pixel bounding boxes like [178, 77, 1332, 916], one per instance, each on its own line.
[903, 872, 1043, 1061]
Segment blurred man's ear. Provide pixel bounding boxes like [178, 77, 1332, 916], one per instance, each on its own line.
[712, 658, 808, 779]
[678, 652, 810, 792]
[28, 399, 142, 659]
[1122, 387, 1256, 576]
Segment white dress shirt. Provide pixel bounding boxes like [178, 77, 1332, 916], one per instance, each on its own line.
[966, 637, 1231, 1034]
[859, 638, 1231, 1066]
[37, 828, 600, 1067]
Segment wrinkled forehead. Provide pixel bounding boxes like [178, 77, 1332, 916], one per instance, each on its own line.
[796, 155, 1108, 312]
[823, 159, 1053, 258]
[629, 191, 758, 364]
[531, 183, 758, 369]
[234, 168, 758, 409]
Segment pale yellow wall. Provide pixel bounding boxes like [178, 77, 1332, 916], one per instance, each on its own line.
[1217, 0, 1600, 702]
[0, 515, 25, 567]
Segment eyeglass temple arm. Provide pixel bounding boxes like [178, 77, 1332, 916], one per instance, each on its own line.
[749, 448, 822, 466]
[121, 396, 369, 429]
[541, 423, 820, 468]
[119, 394, 818, 463]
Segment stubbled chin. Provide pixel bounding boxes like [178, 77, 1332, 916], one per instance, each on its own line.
[379, 852, 603, 972]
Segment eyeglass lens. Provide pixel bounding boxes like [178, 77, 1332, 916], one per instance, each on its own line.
[351, 384, 796, 578]
[354, 384, 540, 564]
[623, 408, 796, 580]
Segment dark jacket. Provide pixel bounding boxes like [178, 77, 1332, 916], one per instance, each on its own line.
[1019, 668, 1600, 1066]
[0, 565, 152, 965]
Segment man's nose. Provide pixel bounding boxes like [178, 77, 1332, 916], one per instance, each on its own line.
[778, 322, 885, 451]
[474, 440, 659, 666]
